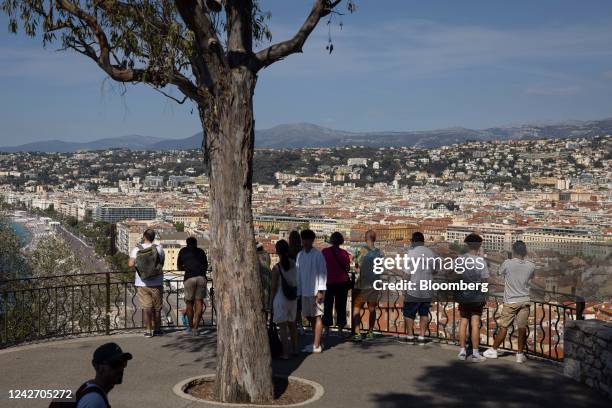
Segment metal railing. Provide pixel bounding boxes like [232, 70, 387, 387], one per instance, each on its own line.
[349, 272, 581, 361]
[351, 291, 578, 361]
[0, 271, 216, 348]
[1, 271, 581, 362]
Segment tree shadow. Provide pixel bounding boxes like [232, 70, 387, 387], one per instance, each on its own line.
[157, 329, 217, 369]
[370, 359, 611, 408]
[271, 329, 347, 378]
[158, 329, 217, 354]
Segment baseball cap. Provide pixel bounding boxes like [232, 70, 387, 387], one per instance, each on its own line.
[92, 343, 133, 365]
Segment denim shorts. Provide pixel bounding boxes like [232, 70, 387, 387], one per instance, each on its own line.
[403, 302, 431, 319]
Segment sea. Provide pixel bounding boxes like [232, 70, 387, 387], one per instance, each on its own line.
[10, 221, 31, 247]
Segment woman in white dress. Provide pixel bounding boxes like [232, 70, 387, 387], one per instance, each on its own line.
[270, 239, 299, 359]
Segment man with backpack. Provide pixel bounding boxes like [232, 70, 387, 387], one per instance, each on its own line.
[75, 342, 132, 407]
[128, 229, 165, 338]
[352, 230, 384, 342]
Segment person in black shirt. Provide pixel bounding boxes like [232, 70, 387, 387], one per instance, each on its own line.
[177, 237, 208, 335]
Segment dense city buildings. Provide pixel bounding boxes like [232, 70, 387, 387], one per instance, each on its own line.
[1, 136, 610, 307]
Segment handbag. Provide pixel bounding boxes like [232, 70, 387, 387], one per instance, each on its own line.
[268, 314, 283, 358]
[277, 263, 298, 300]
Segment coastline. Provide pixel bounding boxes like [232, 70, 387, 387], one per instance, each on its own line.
[7, 211, 52, 251]
[10, 219, 31, 248]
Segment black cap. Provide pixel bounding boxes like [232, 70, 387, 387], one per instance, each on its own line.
[92, 343, 133, 365]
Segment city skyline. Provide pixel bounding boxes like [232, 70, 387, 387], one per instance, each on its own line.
[1, 0, 612, 144]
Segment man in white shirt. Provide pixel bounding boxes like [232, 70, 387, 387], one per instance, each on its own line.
[128, 229, 165, 338]
[296, 229, 327, 353]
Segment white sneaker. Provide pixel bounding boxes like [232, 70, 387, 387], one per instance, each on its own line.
[301, 344, 323, 354]
[468, 353, 486, 363]
[417, 336, 426, 345]
[516, 353, 527, 364]
[457, 349, 467, 361]
[483, 348, 498, 359]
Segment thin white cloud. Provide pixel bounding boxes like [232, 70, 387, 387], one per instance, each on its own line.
[3, 18, 612, 88]
[262, 19, 612, 80]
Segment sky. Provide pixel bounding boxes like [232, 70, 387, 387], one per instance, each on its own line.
[1, 0, 612, 145]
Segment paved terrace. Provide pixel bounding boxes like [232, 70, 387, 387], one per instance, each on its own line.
[0, 330, 609, 408]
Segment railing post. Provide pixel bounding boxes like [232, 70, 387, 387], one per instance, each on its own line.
[105, 272, 111, 335]
[575, 295, 585, 321]
[350, 272, 355, 334]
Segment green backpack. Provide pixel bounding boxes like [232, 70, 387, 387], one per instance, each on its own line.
[135, 244, 163, 280]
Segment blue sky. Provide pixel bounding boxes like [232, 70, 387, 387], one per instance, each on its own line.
[1, 0, 612, 145]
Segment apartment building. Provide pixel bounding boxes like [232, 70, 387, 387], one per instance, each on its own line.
[446, 224, 523, 252]
[94, 205, 156, 224]
[116, 220, 176, 255]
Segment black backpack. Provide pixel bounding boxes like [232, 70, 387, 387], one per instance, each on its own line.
[48, 382, 110, 408]
[277, 263, 297, 301]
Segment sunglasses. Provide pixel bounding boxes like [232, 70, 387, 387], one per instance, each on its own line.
[107, 359, 128, 370]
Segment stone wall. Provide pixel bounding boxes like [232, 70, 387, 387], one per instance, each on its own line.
[564, 320, 612, 400]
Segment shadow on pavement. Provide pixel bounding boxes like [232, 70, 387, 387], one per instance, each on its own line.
[370, 359, 610, 408]
[272, 330, 346, 379]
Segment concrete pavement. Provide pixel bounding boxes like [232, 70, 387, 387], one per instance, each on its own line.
[0, 330, 609, 408]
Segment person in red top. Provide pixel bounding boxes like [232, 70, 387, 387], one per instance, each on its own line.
[322, 232, 352, 338]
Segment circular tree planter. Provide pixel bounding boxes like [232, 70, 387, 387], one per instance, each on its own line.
[173, 375, 324, 407]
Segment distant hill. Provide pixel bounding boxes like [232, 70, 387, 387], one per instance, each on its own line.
[0, 135, 163, 153]
[2, 118, 611, 152]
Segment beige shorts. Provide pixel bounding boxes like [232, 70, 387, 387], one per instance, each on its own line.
[137, 286, 163, 311]
[353, 289, 380, 304]
[184, 276, 207, 302]
[500, 302, 531, 329]
[301, 296, 324, 318]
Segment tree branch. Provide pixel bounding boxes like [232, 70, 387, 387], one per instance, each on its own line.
[253, 0, 342, 71]
[174, 0, 227, 78]
[153, 88, 189, 104]
[54, 0, 204, 104]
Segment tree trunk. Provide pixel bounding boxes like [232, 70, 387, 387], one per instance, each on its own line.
[202, 68, 274, 403]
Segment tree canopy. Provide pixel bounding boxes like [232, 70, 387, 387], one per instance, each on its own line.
[2, 0, 355, 108]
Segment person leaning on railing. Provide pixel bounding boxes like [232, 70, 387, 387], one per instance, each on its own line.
[483, 240, 535, 364]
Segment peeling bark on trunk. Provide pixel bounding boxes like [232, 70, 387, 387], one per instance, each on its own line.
[202, 68, 274, 403]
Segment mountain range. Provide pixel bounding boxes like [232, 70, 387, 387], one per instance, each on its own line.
[1, 118, 611, 152]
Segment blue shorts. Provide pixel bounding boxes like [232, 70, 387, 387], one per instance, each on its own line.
[403, 302, 431, 319]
